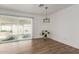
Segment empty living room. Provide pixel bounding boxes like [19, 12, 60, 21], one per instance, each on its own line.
[0, 4, 79, 54]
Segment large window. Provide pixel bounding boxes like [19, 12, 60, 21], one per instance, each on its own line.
[0, 15, 32, 40]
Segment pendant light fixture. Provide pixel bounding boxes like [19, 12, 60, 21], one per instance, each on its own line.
[43, 6, 50, 23]
[39, 4, 50, 23]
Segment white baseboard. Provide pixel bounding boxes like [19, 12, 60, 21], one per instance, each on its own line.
[50, 36, 79, 49]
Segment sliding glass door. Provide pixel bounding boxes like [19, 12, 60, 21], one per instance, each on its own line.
[0, 15, 32, 41]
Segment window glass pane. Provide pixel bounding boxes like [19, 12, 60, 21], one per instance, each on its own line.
[1, 24, 12, 32]
[18, 25, 24, 34]
[0, 15, 32, 40]
[12, 25, 18, 35]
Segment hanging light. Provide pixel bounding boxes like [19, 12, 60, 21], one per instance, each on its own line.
[43, 6, 50, 23]
[38, 4, 50, 23]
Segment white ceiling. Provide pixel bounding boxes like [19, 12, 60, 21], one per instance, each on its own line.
[0, 4, 73, 15]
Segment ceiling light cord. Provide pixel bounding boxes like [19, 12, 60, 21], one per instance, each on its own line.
[45, 5, 48, 19]
[45, 6, 48, 18]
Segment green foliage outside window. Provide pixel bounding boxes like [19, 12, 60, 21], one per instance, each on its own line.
[0, 30, 12, 32]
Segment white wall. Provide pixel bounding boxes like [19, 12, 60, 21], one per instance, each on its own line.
[33, 16, 51, 38]
[0, 9, 50, 38]
[50, 5, 79, 49]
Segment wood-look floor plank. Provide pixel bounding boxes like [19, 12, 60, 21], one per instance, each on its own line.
[21, 38, 79, 54]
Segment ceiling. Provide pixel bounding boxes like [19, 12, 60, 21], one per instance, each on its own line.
[0, 4, 73, 15]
